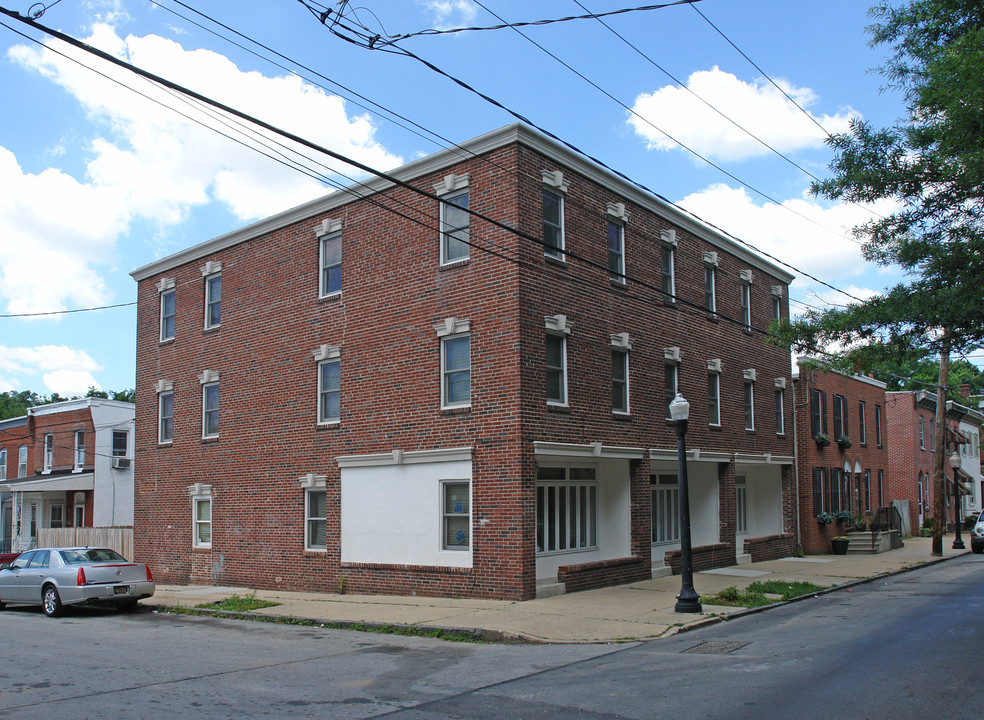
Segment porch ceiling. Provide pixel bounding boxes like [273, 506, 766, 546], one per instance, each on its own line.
[0, 472, 94, 493]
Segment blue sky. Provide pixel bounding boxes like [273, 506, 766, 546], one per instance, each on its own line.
[0, 0, 906, 394]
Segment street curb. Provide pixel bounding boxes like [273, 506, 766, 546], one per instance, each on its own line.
[672, 550, 969, 636]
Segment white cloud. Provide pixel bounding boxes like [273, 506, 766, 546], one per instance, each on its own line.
[416, 0, 478, 29]
[0, 345, 102, 395]
[629, 67, 858, 162]
[2, 24, 402, 315]
[676, 183, 899, 309]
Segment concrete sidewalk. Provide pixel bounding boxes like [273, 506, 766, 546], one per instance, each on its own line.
[148, 537, 969, 644]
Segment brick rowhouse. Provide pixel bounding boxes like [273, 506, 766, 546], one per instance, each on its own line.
[130, 124, 796, 600]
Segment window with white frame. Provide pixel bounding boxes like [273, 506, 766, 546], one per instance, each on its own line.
[740, 281, 751, 331]
[442, 480, 471, 550]
[0, 448, 6, 481]
[43, 434, 53, 473]
[205, 273, 221, 329]
[160, 287, 176, 342]
[112, 430, 128, 457]
[74, 430, 84, 470]
[435, 318, 471, 409]
[612, 349, 629, 414]
[776, 387, 785, 435]
[320, 232, 342, 296]
[651, 474, 680, 543]
[306, 489, 326, 550]
[442, 336, 471, 408]
[545, 315, 570, 405]
[704, 265, 716, 314]
[541, 170, 568, 260]
[875, 404, 883, 446]
[159, 390, 174, 444]
[833, 394, 848, 440]
[318, 360, 341, 423]
[536, 466, 597, 554]
[743, 371, 755, 431]
[441, 191, 470, 264]
[193, 496, 211, 548]
[858, 401, 867, 444]
[708, 364, 721, 426]
[50, 504, 64, 529]
[661, 244, 675, 300]
[202, 381, 219, 438]
[607, 220, 624, 282]
[664, 362, 678, 420]
[18, 444, 27, 477]
[919, 416, 925, 449]
[771, 285, 783, 322]
[736, 475, 748, 533]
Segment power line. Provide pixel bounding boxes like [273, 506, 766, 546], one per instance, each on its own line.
[312, 5, 865, 304]
[0, 301, 136, 318]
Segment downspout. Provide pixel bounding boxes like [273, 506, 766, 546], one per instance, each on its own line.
[791, 373, 812, 552]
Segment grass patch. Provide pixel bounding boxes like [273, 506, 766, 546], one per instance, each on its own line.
[195, 591, 281, 612]
[702, 580, 826, 608]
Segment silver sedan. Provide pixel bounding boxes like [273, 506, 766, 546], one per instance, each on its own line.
[0, 547, 155, 617]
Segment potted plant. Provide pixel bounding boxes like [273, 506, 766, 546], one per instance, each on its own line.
[816, 512, 834, 525]
[836, 435, 852, 449]
[834, 510, 852, 524]
[854, 514, 868, 531]
[831, 536, 850, 555]
[814, 433, 830, 448]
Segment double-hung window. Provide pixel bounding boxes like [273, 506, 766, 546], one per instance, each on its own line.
[919, 416, 925, 449]
[43, 434, 53, 473]
[776, 387, 785, 435]
[541, 170, 568, 260]
[858, 401, 867, 445]
[651, 474, 680, 543]
[813, 467, 826, 514]
[320, 232, 342, 296]
[661, 245, 675, 300]
[160, 288, 175, 342]
[17, 445, 27, 477]
[441, 191, 470, 264]
[744, 381, 755, 430]
[740, 282, 752, 331]
[74, 430, 84, 471]
[202, 261, 222, 330]
[159, 391, 174, 443]
[612, 349, 629, 414]
[442, 480, 471, 550]
[545, 315, 571, 406]
[833, 394, 848, 440]
[607, 220, 624, 282]
[664, 362, 678, 420]
[705, 266, 716, 314]
[0, 448, 6, 481]
[318, 360, 341, 423]
[112, 430, 128, 458]
[306, 489, 327, 551]
[810, 388, 827, 439]
[442, 336, 471, 408]
[536, 467, 597, 554]
[193, 496, 211, 548]
[875, 405, 883, 446]
[203, 382, 219, 438]
[707, 367, 721, 426]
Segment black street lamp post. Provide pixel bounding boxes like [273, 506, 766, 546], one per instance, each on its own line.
[950, 451, 965, 550]
[670, 392, 701, 614]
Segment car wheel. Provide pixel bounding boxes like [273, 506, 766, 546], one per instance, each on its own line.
[115, 599, 138, 612]
[42, 585, 63, 617]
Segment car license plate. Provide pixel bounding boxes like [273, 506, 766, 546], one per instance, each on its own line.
[114, 586, 129, 595]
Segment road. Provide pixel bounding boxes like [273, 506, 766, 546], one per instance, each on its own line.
[2, 554, 981, 719]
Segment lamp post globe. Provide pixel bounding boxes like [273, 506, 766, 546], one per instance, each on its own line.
[670, 392, 701, 613]
[950, 451, 965, 550]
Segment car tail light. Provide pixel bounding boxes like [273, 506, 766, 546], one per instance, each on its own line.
[145, 564, 154, 582]
[77, 567, 86, 586]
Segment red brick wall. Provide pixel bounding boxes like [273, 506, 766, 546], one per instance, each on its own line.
[31, 409, 94, 476]
[134, 134, 796, 599]
[557, 556, 650, 593]
[743, 533, 796, 562]
[664, 543, 734, 574]
[794, 367, 889, 554]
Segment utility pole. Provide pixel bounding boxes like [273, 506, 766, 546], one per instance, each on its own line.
[931, 336, 950, 557]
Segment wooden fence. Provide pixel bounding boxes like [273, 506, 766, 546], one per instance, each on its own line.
[37, 527, 134, 560]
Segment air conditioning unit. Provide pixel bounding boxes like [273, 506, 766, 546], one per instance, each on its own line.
[112, 457, 131, 470]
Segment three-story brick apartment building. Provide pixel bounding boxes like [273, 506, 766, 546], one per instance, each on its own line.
[130, 124, 796, 600]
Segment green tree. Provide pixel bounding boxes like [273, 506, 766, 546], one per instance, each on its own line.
[778, 0, 984, 556]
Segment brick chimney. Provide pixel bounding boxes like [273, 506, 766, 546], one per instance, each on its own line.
[960, 383, 971, 398]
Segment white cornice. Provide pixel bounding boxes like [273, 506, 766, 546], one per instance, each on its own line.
[130, 123, 795, 284]
[337, 446, 473, 468]
[534, 441, 645, 460]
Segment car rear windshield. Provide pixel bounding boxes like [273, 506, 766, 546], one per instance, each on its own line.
[59, 549, 128, 564]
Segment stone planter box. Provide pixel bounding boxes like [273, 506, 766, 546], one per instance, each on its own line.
[831, 538, 850, 555]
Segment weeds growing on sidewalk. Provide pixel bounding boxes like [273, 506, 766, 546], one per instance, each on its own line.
[195, 591, 280, 611]
[703, 580, 826, 609]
